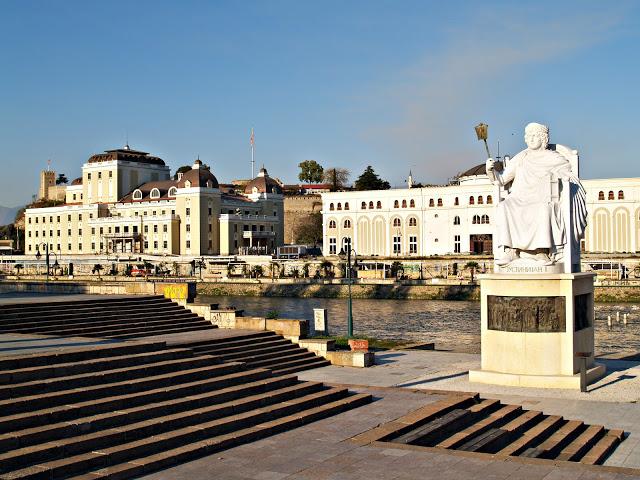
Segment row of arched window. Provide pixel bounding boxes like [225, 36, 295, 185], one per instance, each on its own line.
[361, 201, 383, 209]
[469, 195, 492, 205]
[598, 191, 624, 201]
[393, 199, 416, 208]
[328, 202, 350, 211]
[472, 214, 490, 224]
[132, 187, 178, 200]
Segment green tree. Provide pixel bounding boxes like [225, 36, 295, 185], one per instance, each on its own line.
[173, 163, 210, 180]
[294, 212, 323, 245]
[354, 166, 390, 191]
[56, 173, 68, 185]
[298, 160, 324, 184]
[323, 168, 350, 191]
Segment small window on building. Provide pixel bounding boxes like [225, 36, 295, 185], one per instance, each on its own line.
[478, 196, 484, 204]
[402, 200, 407, 208]
[481, 214, 490, 224]
[329, 203, 335, 211]
[337, 203, 342, 210]
[329, 220, 336, 228]
[344, 202, 349, 210]
[163, 241, 168, 249]
[429, 199, 434, 207]
[394, 200, 399, 208]
[472, 214, 480, 224]
[437, 198, 443, 207]
[376, 201, 382, 209]
[487, 195, 493, 204]
[186, 240, 191, 248]
[361, 202, 366, 209]
[369, 201, 374, 209]
[608, 191, 614, 200]
[186, 208, 190, 216]
[133, 190, 143, 200]
[343, 219, 351, 228]
[163, 225, 168, 233]
[168, 187, 177, 197]
[598, 191, 605, 200]
[409, 217, 417, 227]
[409, 236, 417, 254]
[410, 199, 415, 208]
[154, 241, 158, 249]
[329, 237, 337, 255]
[150, 188, 160, 199]
[393, 218, 401, 227]
[87, 173, 91, 180]
[618, 190, 624, 200]
[185, 224, 190, 232]
[469, 196, 475, 205]
[454, 216, 460, 225]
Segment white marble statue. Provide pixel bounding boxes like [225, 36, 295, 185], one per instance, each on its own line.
[486, 122, 587, 269]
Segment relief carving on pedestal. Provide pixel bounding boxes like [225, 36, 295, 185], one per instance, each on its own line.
[487, 295, 566, 333]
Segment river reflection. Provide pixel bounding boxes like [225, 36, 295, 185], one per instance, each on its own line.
[199, 295, 640, 355]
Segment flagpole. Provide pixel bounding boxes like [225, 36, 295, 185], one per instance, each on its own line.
[250, 128, 255, 178]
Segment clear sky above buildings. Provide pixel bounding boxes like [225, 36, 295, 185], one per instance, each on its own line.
[0, 0, 638, 206]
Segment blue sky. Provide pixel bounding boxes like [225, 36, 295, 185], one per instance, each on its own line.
[0, 0, 638, 206]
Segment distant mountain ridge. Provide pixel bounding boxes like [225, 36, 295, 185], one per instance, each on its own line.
[0, 206, 21, 226]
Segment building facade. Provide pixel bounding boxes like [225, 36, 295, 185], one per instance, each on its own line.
[25, 147, 284, 257]
[322, 162, 640, 257]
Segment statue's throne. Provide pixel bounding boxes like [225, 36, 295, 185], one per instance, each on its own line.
[493, 144, 581, 273]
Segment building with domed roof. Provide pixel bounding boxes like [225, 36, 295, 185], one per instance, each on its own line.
[322, 156, 640, 257]
[25, 148, 284, 256]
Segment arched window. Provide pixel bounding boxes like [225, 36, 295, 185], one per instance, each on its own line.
[598, 191, 605, 200]
[329, 220, 336, 228]
[409, 199, 415, 208]
[369, 201, 374, 209]
[481, 214, 490, 224]
[409, 217, 417, 227]
[478, 196, 483, 205]
[487, 195, 493, 204]
[608, 191, 614, 200]
[454, 197, 459, 206]
[469, 196, 475, 205]
[337, 203, 342, 210]
[393, 218, 401, 227]
[429, 199, 434, 207]
[329, 203, 335, 211]
[344, 202, 350, 210]
[343, 219, 351, 228]
[132, 189, 143, 200]
[472, 215, 480, 224]
[618, 190, 625, 200]
[168, 187, 177, 197]
[402, 199, 407, 208]
[150, 188, 161, 199]
[361, 202, 366, 209]
[394, 200, 399, 208]
[437, 198, 443, 207]
[453, 216, 460, 225]
[376, 201, 382, 209]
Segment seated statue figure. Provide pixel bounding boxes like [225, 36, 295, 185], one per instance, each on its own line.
[486, 122, 587, 268]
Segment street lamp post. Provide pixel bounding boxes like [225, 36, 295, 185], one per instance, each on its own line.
[339, 239, 357, 338]
[34, 243, 50, 282]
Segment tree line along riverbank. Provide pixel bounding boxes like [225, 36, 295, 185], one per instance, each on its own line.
[196, 282, 640, 302]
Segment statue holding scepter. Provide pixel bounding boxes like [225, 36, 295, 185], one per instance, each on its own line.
[480, 122, 587, 269]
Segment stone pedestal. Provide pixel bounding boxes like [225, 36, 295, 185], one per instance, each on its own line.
[468, 272, 605, 389]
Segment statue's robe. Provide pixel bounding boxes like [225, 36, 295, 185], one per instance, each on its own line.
[495, 148, 587, 253]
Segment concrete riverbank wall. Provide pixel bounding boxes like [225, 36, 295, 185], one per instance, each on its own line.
[1, 279, 640, 302]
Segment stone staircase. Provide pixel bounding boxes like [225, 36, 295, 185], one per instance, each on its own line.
[374, 394, 625, 465]
[0, 296, 215, 339]
[173, 331, 331, 376]
[0, 341, 371, 479]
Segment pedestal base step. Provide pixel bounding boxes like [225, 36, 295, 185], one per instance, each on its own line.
[468, 363, 606, 390]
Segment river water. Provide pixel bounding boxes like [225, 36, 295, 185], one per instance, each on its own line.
[199, 295, 640, 355]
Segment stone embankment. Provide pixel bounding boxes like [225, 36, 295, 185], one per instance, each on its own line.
[1, 278, 640, 302]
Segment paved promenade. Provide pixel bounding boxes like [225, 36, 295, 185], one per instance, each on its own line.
[142, 348, 640, 479]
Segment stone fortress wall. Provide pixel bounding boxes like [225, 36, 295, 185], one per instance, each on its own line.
[283, 195, 322, 244]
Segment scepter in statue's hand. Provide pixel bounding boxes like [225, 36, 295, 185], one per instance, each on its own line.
[475, 123, 491, 158]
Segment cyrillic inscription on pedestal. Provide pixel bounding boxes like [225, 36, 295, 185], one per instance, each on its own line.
[487, 295, 566, 333]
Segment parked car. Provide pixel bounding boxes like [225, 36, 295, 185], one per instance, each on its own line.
[130, 264, 152, 277]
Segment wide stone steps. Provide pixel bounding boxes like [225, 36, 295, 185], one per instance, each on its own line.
[0, 340, 371, 479]
[378, 394, 625, 465]
[175, 333, 331, 376]
[0, 296, 217, 339]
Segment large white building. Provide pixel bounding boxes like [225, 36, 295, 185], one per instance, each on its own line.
[321, 161, 640, 257]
